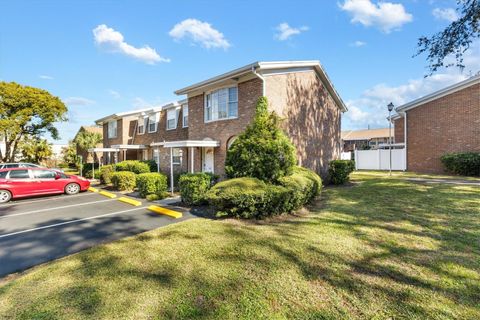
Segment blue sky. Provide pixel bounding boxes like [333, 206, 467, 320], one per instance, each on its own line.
[1, 0, 478, 144]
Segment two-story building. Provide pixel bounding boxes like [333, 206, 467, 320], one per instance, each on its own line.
[95, 60, 347, 180]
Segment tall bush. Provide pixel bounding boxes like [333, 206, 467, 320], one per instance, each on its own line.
[441, 152, 480, 176]
[178, 172, 213, 205]
[111, 171, 137, 191]
[328, 160, 355, 185]
[116, 160, 150, 174]
[136, 172, 168, 198]
[141, 160, 158, 172]
[225, 97, 296, 183]
[100, 165, 114, 184]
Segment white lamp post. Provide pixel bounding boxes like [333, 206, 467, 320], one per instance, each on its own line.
[387, 102, 394, 176]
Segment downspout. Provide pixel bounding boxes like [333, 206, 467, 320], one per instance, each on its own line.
[252, 66, 266, 96]
[403, 111, 407, 171]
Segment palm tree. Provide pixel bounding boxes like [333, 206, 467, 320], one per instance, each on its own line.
[74, 130, 102, 177]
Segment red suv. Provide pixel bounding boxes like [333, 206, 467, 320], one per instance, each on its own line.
[0, 168, 90, 203]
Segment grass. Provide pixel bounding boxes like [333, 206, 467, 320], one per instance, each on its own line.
[1, 171, 479, 319]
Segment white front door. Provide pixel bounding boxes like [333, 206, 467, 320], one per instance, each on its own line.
[202, 148, 214, 173]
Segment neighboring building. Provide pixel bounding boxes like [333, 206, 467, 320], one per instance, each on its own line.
[341, 128, 393, 152]
[51, 144, 68, 161]
[392, 75, 480, 174]
[96, 60, 347, 178]
[73, 126, 103, 163]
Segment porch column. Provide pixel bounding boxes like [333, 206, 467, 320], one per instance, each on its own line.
[170, 147, 174, 196]
[190, 147, 194, 173]
[157, 147, 160, 173]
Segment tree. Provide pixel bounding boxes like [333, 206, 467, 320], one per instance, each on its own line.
[62, 140, 78, 167]
[225, 97, 297, 183]
[74, 130, 102, 163]
[415, 0, 480, 75]
[0, 81, 67, 162]
[18, 137, 53, 163]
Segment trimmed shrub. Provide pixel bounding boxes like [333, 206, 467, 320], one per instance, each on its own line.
[146, 194, 160, 201]
[179, 173, 213, 205]
[116, 160, 150, 174]
[441, 152, 480, 176]
[136, 172, 168, 198]
[225, 97, 296, 183]
[111, 171, 137, 191]
[328, 160, 355, 185]
[99, 165, 114, 184]
[279, 166, 322, 210]
[141, 160, 158, 173]
[84, 169, 100, 180]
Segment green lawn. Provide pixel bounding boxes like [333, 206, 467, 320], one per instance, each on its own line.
[1, 172, 479, 319]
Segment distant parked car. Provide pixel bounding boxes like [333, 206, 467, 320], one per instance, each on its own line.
[0, 168, 90, 203]
[0, 163, 42, 169]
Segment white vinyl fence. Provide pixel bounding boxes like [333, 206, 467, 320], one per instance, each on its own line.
[340, 152, 352, 160]
[354, 149, 406, 171]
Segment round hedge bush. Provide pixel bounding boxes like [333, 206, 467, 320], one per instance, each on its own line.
[99, 165, 115, 184]
[111, 171, 137, 191]
[115, 160, 150, 174]
[328, 160, 355, 185]
[441, 152, 480, 176]
[178, 172, 213, 205]
[136, 172, 168, 198]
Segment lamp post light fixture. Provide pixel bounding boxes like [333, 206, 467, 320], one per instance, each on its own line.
[387, 102, 394, 176]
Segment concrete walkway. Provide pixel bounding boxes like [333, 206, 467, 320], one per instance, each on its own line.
[406, 177, 480, 186]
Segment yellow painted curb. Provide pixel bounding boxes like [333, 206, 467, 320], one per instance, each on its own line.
[88, 187, 99, 193]
[98, 190, 117, 198]
[118, 197, 142, 206]
[147, 205, 182, 219]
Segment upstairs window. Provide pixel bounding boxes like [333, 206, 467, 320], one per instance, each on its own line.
[137, 117, 147, 135]
[205, 87, 238, 122]
[182, 105, 188, 127]
[148, 113, 159, 133]
[167, 109, 177, 130]
[108, 120, 117, 138]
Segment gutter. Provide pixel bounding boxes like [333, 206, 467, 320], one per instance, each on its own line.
[252, 66, 266, 96]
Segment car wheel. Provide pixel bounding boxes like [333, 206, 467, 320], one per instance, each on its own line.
[0, 190, 12, 203]
[65, 183, 80, 195]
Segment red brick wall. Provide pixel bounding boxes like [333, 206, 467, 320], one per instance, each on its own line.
[265, 71, 342, 178]
[406, 83, 480, 173]
[187, 78, 262, 175]
[394, 117, 404, 143]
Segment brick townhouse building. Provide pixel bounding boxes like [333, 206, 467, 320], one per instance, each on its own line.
[95, 60, 347, 179]
[392, 74, 480, 174]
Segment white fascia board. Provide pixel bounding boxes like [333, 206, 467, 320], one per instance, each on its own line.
[110, 144, 147, 149]
[162, 140, 220, 148]
[395, 75, 480, 113]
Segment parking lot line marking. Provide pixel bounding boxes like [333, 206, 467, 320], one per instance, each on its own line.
[0, 206, 148, 239]
[118, 197, 142, 206]
[147, 205, 182, 219]
[0, 192, 96, 207]
[98, 190, 117, 198]
[0, 199, 117, 219]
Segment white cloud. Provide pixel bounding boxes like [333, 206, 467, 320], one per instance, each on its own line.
[169, 19, 230, 49]
[63, 97, 96, 106]
[343, 42, 480, 130]
[339, 0, 413, 33]
[274, 23, 309, 41]
[350, 40, 367, 47]
[432, 8, 458, 22]
[39, 75, 54, 80]
[93, 24, 170, 64]
[108, 90, 121, 99]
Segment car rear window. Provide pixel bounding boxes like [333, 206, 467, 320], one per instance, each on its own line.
[33, 170, 56, 179]
[5, 164, 19, 168]
[0, 171, 7, 179]
[8, 170, 30, 179]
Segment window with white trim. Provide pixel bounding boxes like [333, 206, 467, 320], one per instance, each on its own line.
[172, 148, 182, 165]
[182, 105, 188, 127]
[137, 117, 147, 135]
[108, 120, 117, 138]
[153, 149, 160, 167]
[167, 109, 177, 130]
[148, 113, 159, 133]
[205, 87, 238, 122]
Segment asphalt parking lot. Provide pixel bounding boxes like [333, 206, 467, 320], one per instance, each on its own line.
[0, 191, 195, 278]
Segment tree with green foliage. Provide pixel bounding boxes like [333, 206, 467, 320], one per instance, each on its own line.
[225, 96, 297, 183]
[62, 140, 79, 167]
[74, 130, 102, 163]
[18, 136, 53, 164]
[0, 81, 67, 162]
[415, 0, 480, 75]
